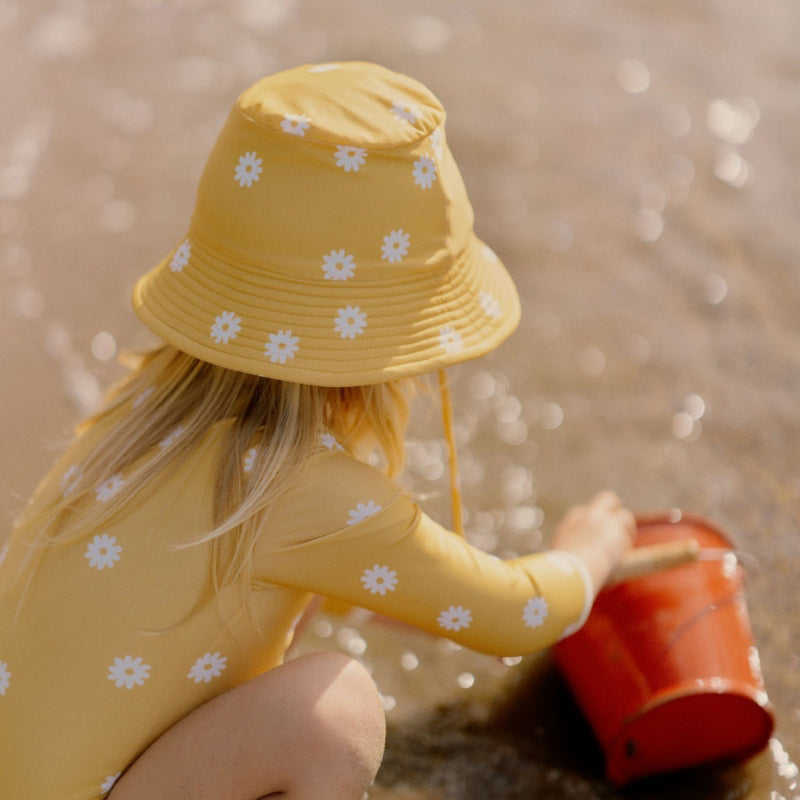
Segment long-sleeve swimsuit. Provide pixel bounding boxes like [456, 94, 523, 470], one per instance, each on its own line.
[0, 419, 592, 799]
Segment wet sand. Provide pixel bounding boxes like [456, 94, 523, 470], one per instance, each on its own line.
[1, 1, 798, 797]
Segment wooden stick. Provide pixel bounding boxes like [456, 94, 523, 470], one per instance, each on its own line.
[608, 538, 701, 585]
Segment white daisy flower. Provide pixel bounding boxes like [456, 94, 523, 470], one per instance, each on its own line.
[334, 145, 367, 173]
[264, 330, 300, 364]
[322, 249, 357, 281]
[210, 310, 242, 344]
[85, 534, 122, 571]
[438, 325, 464, 354]
[381, 229, 410, 263]
[412, 156, 437, 190]
[243, 447, 258, 472]
[321, 432, 344, 451]
[234, 152, 263, 188]
[107, 655, 151, 690]
[280, 114, 311, 137]
[309, 63, 341, 73]
[334, 305, 367, 339]
[437, 605, 473, 632]
[390, 100, 421, 124]
[159, 426, 185, 449]
[169, 240, 191, 272]
[60, 464, 82, 497]
[187, 652, 228, 684]
[133, 386, 154, 408]
[101, 774, 121, 794]
[478, 292, 501, 319]
[347, 500, 383, 526]
[523, 596, 549, 629]
[361, 565, 398, 596]
[0, 660, 10, 696]
[430, 128, 444, 160]
[95, 474, 124, 503]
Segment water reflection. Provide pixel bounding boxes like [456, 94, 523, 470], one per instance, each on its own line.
[617, 58, 651, 94]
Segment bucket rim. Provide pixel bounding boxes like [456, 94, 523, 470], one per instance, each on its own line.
[634, 509, 740, 550]
[635, 510, 736, 539]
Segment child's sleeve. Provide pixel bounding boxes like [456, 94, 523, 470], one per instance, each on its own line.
[253, 451, 593, 656]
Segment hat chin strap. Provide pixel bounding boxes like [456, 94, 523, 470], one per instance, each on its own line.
[438, 369, 464, 536]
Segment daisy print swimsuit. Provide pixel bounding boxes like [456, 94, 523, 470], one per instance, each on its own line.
[0, 422, 589, 799]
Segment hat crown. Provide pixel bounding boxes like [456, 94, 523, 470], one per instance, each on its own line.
[190, 61, 473, 274]
[237, 62, 444, 148]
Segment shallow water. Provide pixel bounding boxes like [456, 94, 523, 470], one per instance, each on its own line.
[1, 1, 798, 797]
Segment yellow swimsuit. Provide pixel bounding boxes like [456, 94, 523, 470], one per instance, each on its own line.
[0, 423, 591, 800]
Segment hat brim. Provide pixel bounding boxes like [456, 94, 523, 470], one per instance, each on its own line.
[132, 233, 520, 387]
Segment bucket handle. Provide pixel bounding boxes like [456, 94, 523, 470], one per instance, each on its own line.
[608, 538, 700, 585]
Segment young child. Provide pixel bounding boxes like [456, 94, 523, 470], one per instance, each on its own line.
[0, 62, 635, 800]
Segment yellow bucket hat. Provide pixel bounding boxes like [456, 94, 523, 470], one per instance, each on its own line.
[133, 61, 520, 387]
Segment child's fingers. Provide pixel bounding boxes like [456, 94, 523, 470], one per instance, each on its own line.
[589, 490, 623, 510]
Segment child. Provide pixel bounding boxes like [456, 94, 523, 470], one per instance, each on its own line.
[0, 62, 635, 800]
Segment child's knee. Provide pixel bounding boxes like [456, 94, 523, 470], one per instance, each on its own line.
[287, 652, 386, 795]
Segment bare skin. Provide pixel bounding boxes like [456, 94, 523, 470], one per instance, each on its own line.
[552, 490, 637, 596]
[108, 492, 633, 800]
[108, 651, 385, 800]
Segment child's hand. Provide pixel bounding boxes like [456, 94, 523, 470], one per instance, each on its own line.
[551, 491, 637, 596]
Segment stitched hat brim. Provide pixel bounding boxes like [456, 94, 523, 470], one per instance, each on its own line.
[132, 232, 520, 387]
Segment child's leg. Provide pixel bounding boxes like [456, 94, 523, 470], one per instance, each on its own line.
[109, 651, 385, 800]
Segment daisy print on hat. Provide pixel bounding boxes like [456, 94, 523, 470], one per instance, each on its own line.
[108, 656, 151, 690]
[322, 249, 356, 281]
[390, 100, 421, 124]
[334, 305, 367, 339]
[361, 565, 398, 596]
[234, 152, 262, 188]
[264, 330, 299, 364]
[210, 311, 241, 344]
[187, 652, 228, 684]
[412, 156, 437, 190]
[280, 113, 311, 136]
[438, 605, 472, 632]
[334, 145, 367, 173]
[438, 326, 464, 354]
[85, 534, 122, 571]
[169, 240, 191, 272]
[347, 500, 382, 525]
[523, 596, 549, 629]
[381, 229, 410, 263]
[479, 292, 501, 319]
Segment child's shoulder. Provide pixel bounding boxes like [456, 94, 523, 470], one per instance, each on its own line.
[262, 442, 406, 537]
[303, 444, 400, 502]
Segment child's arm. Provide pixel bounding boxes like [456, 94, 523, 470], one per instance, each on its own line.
[254, 455, 635, 656]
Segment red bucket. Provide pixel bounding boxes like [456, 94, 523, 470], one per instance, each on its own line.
[554, 512, 774, 785]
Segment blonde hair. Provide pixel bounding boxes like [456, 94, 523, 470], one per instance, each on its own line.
[9, 345, 416, 597]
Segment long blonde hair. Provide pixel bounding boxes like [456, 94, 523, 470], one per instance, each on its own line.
[9, 345, 416, 595]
